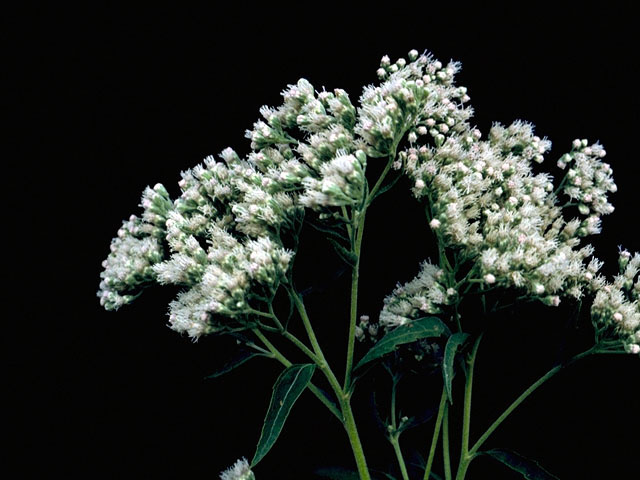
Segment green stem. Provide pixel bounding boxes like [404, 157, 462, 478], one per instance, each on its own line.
[281, 330, 320, 363]
[341, 399, 372, 480]
[367, 156, 395, 205]
[260, 303, 321, 365]
[344, 207, 366, 390]
[251, 328, 342, 420]
[389, 376, 410, 480]
[341, 205, 353, 238]
[468, 346, 598, 457]
[391, 437, 410, 480]
[442, 404, 452, 480]
[290, 289, 328, 360]
[289, 290, 371, 479]
[267, 303, 285, 330]
[344, 154, 395, 391]
[423, 388, 448, 480]
[454, 335, 483, 480]
[290, 289, 345, 397]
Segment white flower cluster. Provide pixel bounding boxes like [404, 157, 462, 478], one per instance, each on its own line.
[98, 184, 172, 310]
[220, 458, 255, 480]
[404, 119, 615, 304]
[174, 150, 300, 239]
[557, 139, 616, 218]
[299, 150, 367, 208]
[148, 148, 300, 338]
[166, 230, 292, 338]
[379, 261, 456, 328]
[98, 151, 299, 337]
[100, 48, 631, 356]
[591, 250, 640, 355]
[358, 50, 473, 157]
[99, 70, 372, 336]
[245, 78, 367, 210]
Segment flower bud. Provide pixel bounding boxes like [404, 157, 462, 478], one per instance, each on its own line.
[484, 274, 496, 284]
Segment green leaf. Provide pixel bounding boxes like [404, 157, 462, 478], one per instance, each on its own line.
[354, 317, 450, 371]
[204, 350, 261, 379]
[369, 170, 403, 203]
[378, 473, 398, 480]
[313, 467, 360, 479]
[327, 237, 358, 267]
[483, 449, 560, 480]
[252, 363, 316, 466]
[308, 219, 349, 242]
[442, 332, 469, 404]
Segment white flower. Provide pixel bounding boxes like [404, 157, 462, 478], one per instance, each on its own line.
[220, 458, 255, 480]
[380, 260, 449, 328]
[299, 150, 367, 209]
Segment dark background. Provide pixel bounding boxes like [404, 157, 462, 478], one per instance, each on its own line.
[7, 4, 639, 479]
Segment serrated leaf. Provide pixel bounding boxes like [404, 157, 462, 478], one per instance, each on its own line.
[204, 350, 261, 379]
[484, 449, 560, 480]
[442, 332, 469, 403]
[354, 317, 450, 371]
[252, 364, 315, 466]
[313, 467, 360, 479]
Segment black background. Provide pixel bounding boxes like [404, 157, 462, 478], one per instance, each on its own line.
[7, 4, 639, 479]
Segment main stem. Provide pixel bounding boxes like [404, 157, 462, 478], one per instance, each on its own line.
[344, 155, 395, 391]
[454, 335, 482, 480]
[291, 290, 371, 480]
[341, 400, 371, 480]
[344, 210, 365, 390]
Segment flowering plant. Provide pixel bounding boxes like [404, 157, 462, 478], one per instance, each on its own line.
[98, 49, 638, 480]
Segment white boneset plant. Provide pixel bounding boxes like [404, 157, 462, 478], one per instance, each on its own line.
[98, 49, 639, 480]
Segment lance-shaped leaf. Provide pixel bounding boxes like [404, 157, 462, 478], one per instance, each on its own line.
[483, 449, 560, 480]
[354, 317, 450, 371]
[327, 237, 358, 268]
[251, 363, 316, 466]
[204, 350, 262, 379]
[442, 332, 469, 403]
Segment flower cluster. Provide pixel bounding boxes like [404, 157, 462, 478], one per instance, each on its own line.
[246, 78, 367, 210]
[165, 231, 292, 338]
[379, 261, 455, 329]
[98, 71, 367, 336]
[220, 458, 255, 480]
[557, 139, 616, 218]
[591, 249, 640, 354]
[358, 50, 473, 157]
[299, 150, 367, 208]
[97, 184, 172, 310]
[100, 48, 633, 359]
[402, 118, 614, 305]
